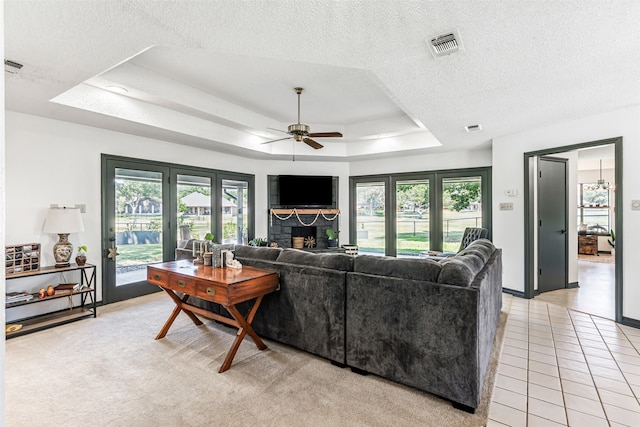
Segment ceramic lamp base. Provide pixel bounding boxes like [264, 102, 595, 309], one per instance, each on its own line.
[53, 233, 73, 268]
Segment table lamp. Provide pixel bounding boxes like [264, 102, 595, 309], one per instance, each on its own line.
[43, 207, 85, 268]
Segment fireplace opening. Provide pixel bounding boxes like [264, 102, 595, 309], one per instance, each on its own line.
[291, 226, 317, 249]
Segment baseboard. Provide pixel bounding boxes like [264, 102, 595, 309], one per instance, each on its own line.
[502, 288, 526, 298]
[567, 281, 579, 289]
[621, 317, 640, 330]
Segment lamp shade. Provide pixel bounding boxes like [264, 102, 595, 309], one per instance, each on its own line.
[43, 207, 85, 234]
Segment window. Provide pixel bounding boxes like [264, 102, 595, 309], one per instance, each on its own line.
[350, 168, 491, 257]
[578, 183, 610, 233]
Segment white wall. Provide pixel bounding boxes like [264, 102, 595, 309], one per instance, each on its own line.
[349, 148, 492, 176]
[1, 4, 6, 419]
[493, 104, 640, 321]
[4, 112, 349, 319]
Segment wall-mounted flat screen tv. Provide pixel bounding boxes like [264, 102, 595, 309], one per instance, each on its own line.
[278, 175, 333, 208]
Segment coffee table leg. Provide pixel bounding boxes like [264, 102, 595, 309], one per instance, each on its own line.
[219, 297, 267, 373]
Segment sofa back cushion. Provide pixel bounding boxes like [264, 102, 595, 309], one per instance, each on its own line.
[457, 238, 495, 263]
[276, 249, 354, 271]
[234, 245, 282, 261]
[353, 255, 442, 282]
[437, 239, 495, 286]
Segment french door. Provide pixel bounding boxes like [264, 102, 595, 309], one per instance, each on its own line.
[102, 158, 172, 303]
[102, 155, 255, 304]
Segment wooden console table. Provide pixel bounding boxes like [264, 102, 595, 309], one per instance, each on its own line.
[147, 261, 279, 372]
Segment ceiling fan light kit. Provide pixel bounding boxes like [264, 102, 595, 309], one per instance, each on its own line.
[262, 87, 343, 150]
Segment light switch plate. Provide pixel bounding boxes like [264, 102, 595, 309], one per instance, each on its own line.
[505, 189, 518, 197]
[632, 200, 640, 211]
[499, 203, 514, 211]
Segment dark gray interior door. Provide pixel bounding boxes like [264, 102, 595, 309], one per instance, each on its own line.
[538, 157, 568, 293]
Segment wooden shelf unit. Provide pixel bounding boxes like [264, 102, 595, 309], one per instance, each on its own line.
[5, 263, 97, 338]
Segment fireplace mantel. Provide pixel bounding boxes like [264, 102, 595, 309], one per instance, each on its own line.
[270, 208, 340, 215]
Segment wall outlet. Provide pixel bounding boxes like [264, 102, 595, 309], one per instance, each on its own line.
[499, 203, 514, 211]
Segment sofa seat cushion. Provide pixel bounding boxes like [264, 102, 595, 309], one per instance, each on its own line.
[234, 245, 282, 261]
[276, 249, 354, 271]
[353, 255, 442, 282]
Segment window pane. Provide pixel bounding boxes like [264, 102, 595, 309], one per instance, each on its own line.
[396, 179, 429, 257]
[115, 168, 163, 286]
[442, 176, 482, 252]
[356, 182, 385, 255]
[177, 174, 212, 242]
[222, 179, 249, 245]
[578, 183, 610, 232]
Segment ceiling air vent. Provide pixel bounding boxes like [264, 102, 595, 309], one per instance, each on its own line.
[5, 59, 23, 73]
[465, 124, 483, 132]
[427, 30, 462, 58]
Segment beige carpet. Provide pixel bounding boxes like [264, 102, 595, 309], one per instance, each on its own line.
[6, 292, 507, 427]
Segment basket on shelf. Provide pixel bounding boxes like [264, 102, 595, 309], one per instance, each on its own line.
[292, 237, 305, 249]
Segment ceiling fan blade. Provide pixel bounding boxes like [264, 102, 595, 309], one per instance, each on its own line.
[261, 136, 293, 145]
[308, 132, 343, 138]
[267, 127, 290, 134]
[303, 138, 324, 149]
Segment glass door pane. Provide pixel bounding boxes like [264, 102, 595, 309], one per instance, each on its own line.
[222, 179, 249, 245]
[356, 182, 386, 255]
[177, 174, 212, 242]
[441, 176, 483, 252]
[396, 179, 430, 257]
[112, 168, 165, 290]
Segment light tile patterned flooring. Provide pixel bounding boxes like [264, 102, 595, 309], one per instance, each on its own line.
[488, 294, 640, 426]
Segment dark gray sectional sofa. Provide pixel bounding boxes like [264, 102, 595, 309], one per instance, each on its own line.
[231, 239, 502, 411]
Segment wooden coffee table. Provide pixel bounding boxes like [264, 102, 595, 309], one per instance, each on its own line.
[147, 261, 279, 372]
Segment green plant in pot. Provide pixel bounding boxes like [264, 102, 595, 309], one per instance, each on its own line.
[608, 229, 615, 254]
[75, 245, 87, 266]
[326, 228, 339, 248]
[249, 237, 267, 247]
[204, 232, 215, 251]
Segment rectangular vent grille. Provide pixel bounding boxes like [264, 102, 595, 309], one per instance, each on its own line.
[4, 59, 23, 69]
[427, 30, 462, 58]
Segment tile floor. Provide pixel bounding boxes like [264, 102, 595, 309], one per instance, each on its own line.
[536, 258, 615, 320]
[488, 294, 640, 426]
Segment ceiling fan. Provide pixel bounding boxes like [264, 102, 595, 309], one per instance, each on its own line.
[262, 87, 343, 150]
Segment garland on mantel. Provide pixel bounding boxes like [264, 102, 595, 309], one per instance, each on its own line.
[270, 208, 340, 226]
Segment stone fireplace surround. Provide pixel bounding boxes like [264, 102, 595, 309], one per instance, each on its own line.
[267, 175, 339, 249]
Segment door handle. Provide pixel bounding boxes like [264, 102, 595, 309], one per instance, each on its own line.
[560, 229, 567, 234]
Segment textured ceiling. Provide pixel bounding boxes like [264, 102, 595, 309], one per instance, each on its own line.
[5, 1, 640, 161]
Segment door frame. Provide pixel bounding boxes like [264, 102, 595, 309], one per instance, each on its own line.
[536, 156, 568, 294]
[523, 137, 623, 323]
